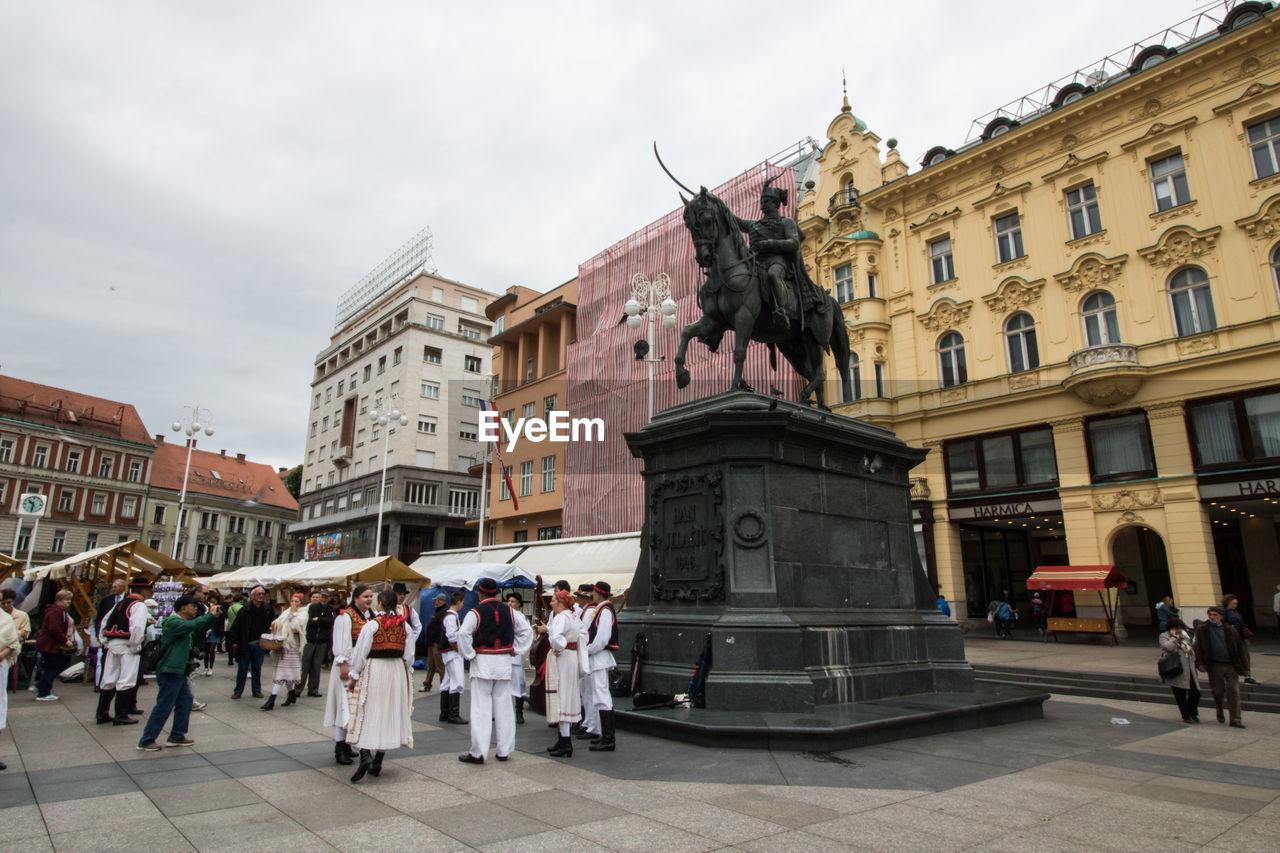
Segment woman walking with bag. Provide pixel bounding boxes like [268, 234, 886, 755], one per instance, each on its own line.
[261, 592, 306, 710]
[1159, 616, 1200, 723]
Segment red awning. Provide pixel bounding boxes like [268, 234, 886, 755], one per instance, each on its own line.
[1026, 565, 1127, 591]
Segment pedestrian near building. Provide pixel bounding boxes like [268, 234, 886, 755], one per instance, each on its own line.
[456, 578, 533, 764]
[200, 591, 224, 676]
[1158, 617, 1200, 723]
[419, 594, 446, 692]
[137, 595, 221, 751]
[346, 589, 414, 782]
[230, 586, 273, 699]
[261, 593, 306, 711]
[542, 589, 587, 758]
[96, 589, 149, 726]
[439, 592, 467, 725]
[585, 581, 619, 752]
[34, 590, 75, 701]
[507, 591, 530, 724]
[223, 593, 243, 667]
[302, 591, 336, 697]
[1193, 606, 1251, 728]
[0, 604, 20, 771]
[1031, 594, 1047, 637]
[1155, 596, 1179, 634]
[325, 585, 374, 766]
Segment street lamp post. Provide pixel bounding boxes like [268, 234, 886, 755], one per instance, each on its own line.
[624, 272, 678, 421]
[370, 405, 408, 557]
[170, 407, 215, 561]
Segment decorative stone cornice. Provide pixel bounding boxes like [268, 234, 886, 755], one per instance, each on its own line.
[982, 276, 1045, 315]
[1048, 416, 1085, 433]
[917, 298, 973, 333]
[1212, 80, 1280, 118]
[1235, 194, 1280, 241]
[1053, 253, 1128, 294]
[1137, 225, 1221, 269]
[1041, 151, 1109, 183]
[1146, 401, 1185, 420]
[1120, 117, 1198, 152]
[910, 477, 931, 499]
[972, 181, 1033, 211]
[1095, 488, 1162, 510]
[1176, 332, 1219, 356]
[909, 206, 962, 232]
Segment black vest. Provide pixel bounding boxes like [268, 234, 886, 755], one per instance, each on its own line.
[588, 602, 619, 650]
[474, 599, 514, 653]
[102, 595, 142, 639]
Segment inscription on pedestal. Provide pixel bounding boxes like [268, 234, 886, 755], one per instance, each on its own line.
[649, 471, 725, 601]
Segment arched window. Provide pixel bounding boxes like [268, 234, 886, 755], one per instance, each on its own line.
[1004, 313, 1039, 373]
[1082, 291, 1121, 346]
[1271, 244, 1280, 300]
[844, 352, 862, 403]
[939, 332, 967, 387]
[1168, 266, 1216, 336]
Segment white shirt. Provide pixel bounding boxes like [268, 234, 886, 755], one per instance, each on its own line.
[331, 608, 372, 666]
[443, 609, 462, 659]
[105, 598, 149, 654]
[457, 599, 533, 680]
[348, 611, 415, 678]
[584, 602, 616, 672]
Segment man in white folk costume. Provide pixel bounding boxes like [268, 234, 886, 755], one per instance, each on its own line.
[456, 578, 533, 764]
[96, 589, 149, 727]
[506, 591, 530, 724]
[574, 583, 600, 743]
[346, 588, 416, 782]
[585, 581, 619, 752]
[323, 585, 374, 766]
[439, 591, 467, 725]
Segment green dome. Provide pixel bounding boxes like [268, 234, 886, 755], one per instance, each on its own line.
[847, 229, 880, 240]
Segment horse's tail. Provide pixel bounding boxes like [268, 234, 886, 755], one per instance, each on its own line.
[767, 342, 777, 372]
[830, 308, 852, 404]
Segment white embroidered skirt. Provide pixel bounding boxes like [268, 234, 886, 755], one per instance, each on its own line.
[347, 657, 413, 751]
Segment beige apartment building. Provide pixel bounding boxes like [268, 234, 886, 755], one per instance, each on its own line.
[289, 269, 497, 562]
[800, 3, 1280, 629]
[477, 280, 577, 544]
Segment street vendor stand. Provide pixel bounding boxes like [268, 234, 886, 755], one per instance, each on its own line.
[1026, 564, 1128, 645]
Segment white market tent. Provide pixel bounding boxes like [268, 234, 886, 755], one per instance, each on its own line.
[428, 561, 537, 590]
[24, 540, 191, 583]
[208, 557, 426, 589]
[410, 532, 640, 594]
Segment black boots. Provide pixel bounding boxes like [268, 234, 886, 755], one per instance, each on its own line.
[439, 691, 449, 722]
[113, 688, 138, 725]
[123, 686, 143, 715]
[514, 696, 525, 724]
[351, 749, 373, 782]
[334, 741, 354, 766]
[260, 694, 277, 711]
[280, 687, 299, 707]
[368, 751, 385, 777]
[446, 693, 467, 724]
[547, 736, 573, 758]
[96, 688, 116, 724]
[589, 710, 616, 751]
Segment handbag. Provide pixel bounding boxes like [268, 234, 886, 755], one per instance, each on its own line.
[1157, 652, 1183, 681]
[258, 633, 284, 652]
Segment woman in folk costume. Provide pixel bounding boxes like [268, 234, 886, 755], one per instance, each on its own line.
[0, 604, 21, 771]
[324, 585, 374, 766]
[345, 588, 414, 782]
[261, 592, 307, 711]
[542, 589, 588, 758]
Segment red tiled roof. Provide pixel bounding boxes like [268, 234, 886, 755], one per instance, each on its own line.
[0, 375, 155, 447]
[150, 438, 298, 511]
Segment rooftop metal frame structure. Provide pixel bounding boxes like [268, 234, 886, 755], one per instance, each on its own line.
[334, 226, 437, 330]
[964, 0, 1257, 144]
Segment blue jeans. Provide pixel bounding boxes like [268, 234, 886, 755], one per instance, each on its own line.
[234, 642, 264, 694]
[35, 652, 69, 697]
[140, 671, 192, 744]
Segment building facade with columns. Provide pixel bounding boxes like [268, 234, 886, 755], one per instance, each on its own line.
[800, 3, 1280, 629]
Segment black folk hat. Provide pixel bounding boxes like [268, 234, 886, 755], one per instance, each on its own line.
[476, 578, 499, 596]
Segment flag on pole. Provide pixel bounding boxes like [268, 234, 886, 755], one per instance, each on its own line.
[481, 400, 518, 510]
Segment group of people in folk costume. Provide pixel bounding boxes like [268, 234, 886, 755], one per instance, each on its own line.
[319, 576, 620, 781]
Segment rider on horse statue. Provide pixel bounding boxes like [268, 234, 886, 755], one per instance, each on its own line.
[732, 175, 825, 334]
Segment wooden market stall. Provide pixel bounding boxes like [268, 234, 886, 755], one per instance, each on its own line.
[1026, 564, 1129, 645]
[0, 552, 21, 584]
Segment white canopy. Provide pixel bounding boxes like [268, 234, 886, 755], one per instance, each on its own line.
[427, 561, 536, 590]
[410, 546, 524, 575]
[410, 532, 640, 593]
[286, 557, 426, 585]
[24, 540, 191, 582]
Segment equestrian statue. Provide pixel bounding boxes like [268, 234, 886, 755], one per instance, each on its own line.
[657, 146, 852, 410]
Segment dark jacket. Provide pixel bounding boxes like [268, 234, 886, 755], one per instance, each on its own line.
[36, 605, 73, 654]
[1193, 621, 1250, 675]
[230, 600, 273, 647]
[305, 602, 337, 644]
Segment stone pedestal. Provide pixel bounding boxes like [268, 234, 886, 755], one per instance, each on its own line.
[617, 392, 1045, 747]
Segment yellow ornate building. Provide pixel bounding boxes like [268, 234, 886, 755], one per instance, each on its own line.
[801, 3, 1280, 630]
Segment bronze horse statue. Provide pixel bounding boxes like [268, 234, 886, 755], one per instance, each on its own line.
[667, 177, 852, 410]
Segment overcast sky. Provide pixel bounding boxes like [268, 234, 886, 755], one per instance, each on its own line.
[1, 0, 1195, 470]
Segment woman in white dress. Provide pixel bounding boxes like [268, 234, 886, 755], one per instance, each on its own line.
[0, 605, 20, 771]
[542, 589, 587, 758]
[346, 588, 414, 782]
[324, 585, 373, 766]
[261, 592, 306, 711]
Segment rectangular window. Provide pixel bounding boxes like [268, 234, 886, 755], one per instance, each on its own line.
[994, 212, 1024, 263]
[448, 488, 478, 517]
[0, 438, 12, 463]
[393, 346, 403, 365]
[51, 530, 66, 553]
[834, 263, 854, 303]
[541, 454, 556, 492]
[1065, 182, 1102, 239]
[423, 346, 442, 364]
[255, 519, 273, 537]
[866, 273, 878, 299]
[522, 401, 536, 420]
[363, 365, 372, 381]
[431, 286, 444, 302]
[1248, 116, 1280, 179]
[537, 526, 562, 541]
[500, 465, 512, 500]
[33, 444, 49, 468]
[929, 237, 955, 284]
[91, 493, 107, 515]
[1188, 389, 1280, 467]
[128, 460, 143, 482]
[377, 356, 386, 374]
[944, 427, 1058, 494]
[228, 515, 246, 534]
[1150, 152, 1190, 211]
[65, 449, 81, 473]
[519, 460, 534, 497]
[97, 454, 113, 477]
[543, 394, 558, 414]
[417, 416, 437, 434]
[57, 489, 74, 512]
[89, 533, 101, 550]
[461, 390, 482, 407]
[421, 381, 440, 399]
[404, 481, 438, 504]
[501, 409, 515, 427]
[464, 355, 483, 372]
[425, 313, 445, 331]
[338, 380, 345, 396]
[195, 543, 214, 564]
[199, 511, 220, 531]
[512, 530, 528, 543]
[460, 296, 480, 313]
[459, 324, 483, 341]
[223, 546, 242, 566]
[1087, 412, 1155, 482]
[459, 422, 478, 441]
[311, 422, 318, 438]
[121, 495, 137, 518]
[153, 505, 166, 524]
[314, 393, 321, 409]
[413, 450, 433, 469]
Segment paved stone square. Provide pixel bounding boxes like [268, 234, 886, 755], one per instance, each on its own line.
[1, 660, 1276, 852]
